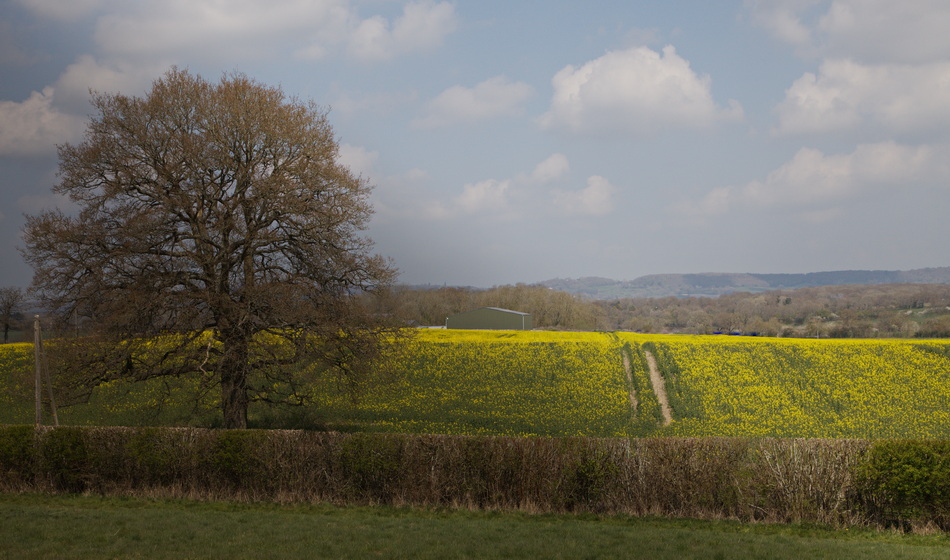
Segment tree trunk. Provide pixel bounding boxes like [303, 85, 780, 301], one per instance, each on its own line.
[219, 332, 250, 429]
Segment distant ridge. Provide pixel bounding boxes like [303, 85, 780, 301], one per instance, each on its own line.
[540, 267, 950, 300]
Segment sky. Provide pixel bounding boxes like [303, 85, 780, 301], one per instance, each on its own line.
[1, 0, 949, 289]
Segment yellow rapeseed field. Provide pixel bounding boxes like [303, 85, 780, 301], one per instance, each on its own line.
[2, 331, 949, 437]
[617, 333, 950, 438]
[308, 329, 634, 436]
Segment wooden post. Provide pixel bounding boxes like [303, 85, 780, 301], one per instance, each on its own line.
[34, 315, 42, 426]
[39, 335, 59, 426]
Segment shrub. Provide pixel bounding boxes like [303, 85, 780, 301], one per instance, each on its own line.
[337, 432, 405, 501]
[852, 439, 950, 529]
[38, 427, 90, 492]
[745, 438, 867, 525]
[125, 427, 182, 486]
[6, 426, 950, 529]
[0, 425, 35, 488]
[211, 430, 269, 489]
[627, 437, 747, 517]
[556, 438, 620, 512]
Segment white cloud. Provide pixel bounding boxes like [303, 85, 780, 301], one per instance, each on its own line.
[94, 0, 353, 62]
[454, 179, 511, 215]
[347, 0, 457, 61]
[53, 55, 163, 112]
[347, 18, 394, 61]
[682, 142, 948, 217]
[67, 1, 455, 65]
[527, 153, 569, 184]
[745, 0, 819, 48]
[0, 87, 86, 155]
[412, 76, 533, 128]
[553, 175, 617, 216]
[754, 2, 950, 138]
[539, 45, 742, 135]
[5, 1, 458, 159]
[422, 154, 575, 220]
[748, 0, 950, 64]
[774, 58, 950, 136]
[818, 0, 950, 64]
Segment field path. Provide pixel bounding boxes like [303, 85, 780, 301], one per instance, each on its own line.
[643, 350, 673, 426]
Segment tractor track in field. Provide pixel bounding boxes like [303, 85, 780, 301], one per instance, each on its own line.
[643, 350, 673, 426]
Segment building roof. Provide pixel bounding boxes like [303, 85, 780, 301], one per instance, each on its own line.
[480, 307, 531, 315]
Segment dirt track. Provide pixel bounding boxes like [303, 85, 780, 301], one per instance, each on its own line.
[621, 350, 638, 413]
[643, 350, 673, 426]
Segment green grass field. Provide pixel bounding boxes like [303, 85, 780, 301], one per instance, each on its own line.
[3, 493, 950, 560]
[2, 331, 950, 438]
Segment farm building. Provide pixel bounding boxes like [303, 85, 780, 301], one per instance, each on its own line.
[445, 307, 533, 330]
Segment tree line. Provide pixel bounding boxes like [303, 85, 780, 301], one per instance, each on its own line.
[387, 282, 950, 338]
[376, 283, 604, 331]
[12, 282, 946, 342]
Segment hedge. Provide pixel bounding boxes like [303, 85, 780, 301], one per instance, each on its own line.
[1, 426, 947, 530]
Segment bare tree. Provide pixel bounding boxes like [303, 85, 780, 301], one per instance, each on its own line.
[0, 287, 24, 343]
[21, 69, 399, 428]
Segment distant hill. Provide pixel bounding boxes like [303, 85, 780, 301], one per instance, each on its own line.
[541, 267, 950, 299]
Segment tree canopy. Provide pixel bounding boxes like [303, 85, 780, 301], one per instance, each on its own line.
[22, 69, 398, 428]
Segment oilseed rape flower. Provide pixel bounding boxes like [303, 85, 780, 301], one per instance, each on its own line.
[337, 330, 635, 436]
[616, 334, 950, 438]
[3, 331, 950, 438]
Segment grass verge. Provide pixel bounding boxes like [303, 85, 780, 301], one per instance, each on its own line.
[2, 493, 950, 559]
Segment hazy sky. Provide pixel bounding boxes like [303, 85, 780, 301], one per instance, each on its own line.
[2, 0, 949, 289]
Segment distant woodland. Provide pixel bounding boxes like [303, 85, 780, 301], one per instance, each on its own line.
[4, 281, 949, 342]
[386, 283, 950, 338]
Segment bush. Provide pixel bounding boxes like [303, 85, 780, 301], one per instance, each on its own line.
[556, 438, 620, 512]
[126, 427, 184, 486]
[337, 432, 405, 500]
[211, 430, 269, 490]
[853, 439, 950, 529]
[0, 425, 35, 488]
[627, 437, 747, 517]
[38, 427, 90, 492]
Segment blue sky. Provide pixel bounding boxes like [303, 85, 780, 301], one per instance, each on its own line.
[1, 0, 949, 289]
